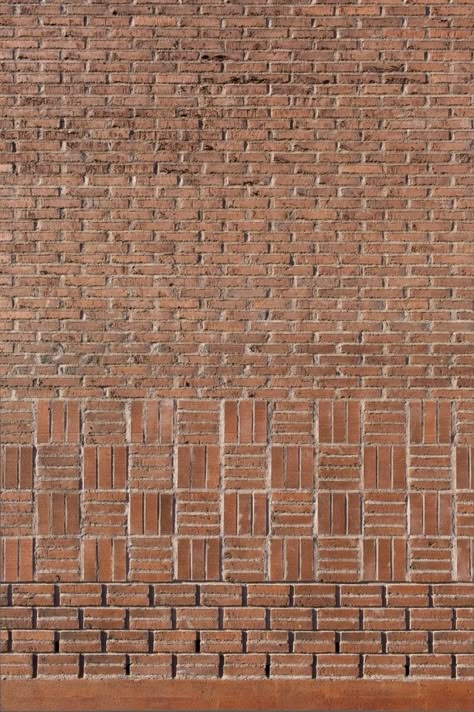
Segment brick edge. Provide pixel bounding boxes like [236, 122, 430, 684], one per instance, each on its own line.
[2, 680, 472, 712]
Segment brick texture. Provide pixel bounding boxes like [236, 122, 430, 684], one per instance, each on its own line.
[0, 0, 473, 688]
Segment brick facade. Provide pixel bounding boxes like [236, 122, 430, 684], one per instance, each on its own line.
[0, 0, 473, 700]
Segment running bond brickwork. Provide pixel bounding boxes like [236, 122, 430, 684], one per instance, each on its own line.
[0, 0, 473, 688]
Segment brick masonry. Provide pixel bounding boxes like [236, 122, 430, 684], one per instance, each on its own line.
[0, 0, 473, 690]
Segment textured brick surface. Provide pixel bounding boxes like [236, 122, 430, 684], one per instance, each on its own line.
[0, 0, 473, 687]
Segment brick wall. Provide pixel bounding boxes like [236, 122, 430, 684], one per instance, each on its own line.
[0, 0, 473, 691]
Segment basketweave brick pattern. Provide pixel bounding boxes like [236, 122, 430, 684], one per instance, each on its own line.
[1, 399, 474, 680]
[1, 0, 473, 687]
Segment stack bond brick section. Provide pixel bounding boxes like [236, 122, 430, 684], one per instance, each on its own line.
[0, 0, 473, 697]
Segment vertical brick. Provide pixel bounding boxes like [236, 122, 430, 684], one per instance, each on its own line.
[177, 445, 219, 489]
[410, 402, 452, 445]
[129, 400, 174, 444]
[130, 492, 174, 535]
[318, 402, 360, 444]
[270, 538, 314, 581]
[176, 538, 220, 581]
[0, 446, 33, 489]
[271, 446, 314, 489]
[318, 492, 361, 535]
[363, 538, 407, 582]
[224, 492, 267, 536]
[0, 538, 34, 581]
[363, 446, 406, 490]
[82, 538, 127, 582]
[409, 493, 452, 536]
[37, 492, 80, 535]
[36, 401, 80, 444]
[224, 401, 268, 444]
[83, 446, 127, 489]
[456, 447, 473, 489]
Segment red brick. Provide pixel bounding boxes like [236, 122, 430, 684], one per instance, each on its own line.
[293, 584, 336, 608]
[59, 631, 102, 654]
[224, 492, 267, 536]
[318, 609, 360, 631]
[456, 654, 474, 679]
[317, 654, 359, 679]
[456, 446, 474, 489]
[318, 492, 361, 535]
[224, 401, 267, 445]
[364, 654, 406, 679]
[246, 631, 288, 653]
[36, 608, 78, 631]
[83, 653, 125, 677]
[176, 654, 219, 679]
[175, 607, 219, 631]
[11, 584, 55, 607]
[223, 653, 266, 679]
[0, 538, 34, 582]
[127, 536, 172, 582]
[37, 492, 80, 536]
[270, 538, 315, 581]
[271, 446, 314, 489]
[340, 632, 382, 654]
[129, 401, 174, 445]
[177, 445, 219, 489]
[363, 446, 406, 490]
[83, 446, 127, 489]
[12, 630, 55, 653]
[223, 608, 266, 631]
[153, 631, 196, 653]
[319, 402, 360, 444]
[223, 537, 267, 582]
[130, 492, 173, 536]
[37, 653, 78, 677]
[318, 537, 360, 582]
[0, 0, 471, 685]
[270, 653, 313, 678]
[246, 584, 290, 607]
[200, 584, 242, 607]
[293, 632, 335, 654]
[106, 631, 148, 653]
[0, 446, 33, 489]
[364, 609, 407, 632]
[386, 632, 428, 654]
[153, 584, 196, 607]
[82, 537, 127, 582]
[386, 584, 429, 608]
[129, 608, 172, 631]
[200, 631, 242, 653]
[105, 584, 149, 607]
[129, 653, 171, 678]
[176, 538, 220, 581]
[410, 654, 453, 679]
[36, 402, 80, 445]
[0, 653, 32, 678]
